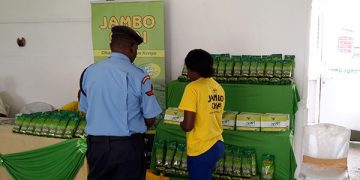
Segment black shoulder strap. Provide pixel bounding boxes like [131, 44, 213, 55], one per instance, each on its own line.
[79, 67, 88, 97]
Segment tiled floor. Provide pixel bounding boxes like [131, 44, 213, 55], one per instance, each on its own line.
[348, 141, 360, 179]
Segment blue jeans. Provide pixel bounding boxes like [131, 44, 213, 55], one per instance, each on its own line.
[187, 141, 225, 180]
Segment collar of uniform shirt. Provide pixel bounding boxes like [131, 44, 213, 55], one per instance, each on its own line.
[109, 52, 131, 63]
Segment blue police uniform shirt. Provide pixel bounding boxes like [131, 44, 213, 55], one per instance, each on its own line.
[79, 52, 162, 136]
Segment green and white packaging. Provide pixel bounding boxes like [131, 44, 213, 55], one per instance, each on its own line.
[33, 113, 46, 136]
[261, 113, 289, 132]
[164, 141, 177, 168]
[272, 54, 283, 78]
[247, 77, 259, 84]
[212, 54, 220, 75]
[250, 149, 257, 176]
[249, 56, 259, 77]
[236, 112, 261, 131]
[264, 56, 274, 78]
[283, 55, 295, 78]
[256, 56, 266, 77]
[224, 145, 234, 175]
[242, 150, 252, 177]
[179, 147, 188, 171]
[258, 77, 270, 85]
[13, 114, 25, 133]
[55, 115, 69, 138]
[225, 55, 234, 77]
[217, 54, 228, 77]
[269, 78, 281, 85]
[173, 143, 185, 169]
[241, 56, 250, 77]
[63, 116, 80, 138]
[215, 154, 225, 174]
[232, 147, 242, 177]
[155, 141, 166, 171]
[41, 115, 53, 136]
[74, 117, 86, 137]
[280, 78, 293, 85]
[164, 107, 184, 125]
[222, 111, 237, 130]
[232, 56, 242, 77]
[19, 114, 32, 134]
[261, 154, 274, 180]
[26, 113, 39, 134]
[48, 115, 61, 137]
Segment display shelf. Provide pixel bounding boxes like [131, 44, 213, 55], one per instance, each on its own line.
[151, 80, 299, 179]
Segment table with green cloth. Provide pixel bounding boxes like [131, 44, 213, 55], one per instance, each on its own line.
[151, 80, 300, 180]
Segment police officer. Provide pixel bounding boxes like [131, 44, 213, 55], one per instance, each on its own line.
[79, 25, 162, 180]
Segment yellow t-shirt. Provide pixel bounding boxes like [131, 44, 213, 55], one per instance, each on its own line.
[178, 77, 225, 156]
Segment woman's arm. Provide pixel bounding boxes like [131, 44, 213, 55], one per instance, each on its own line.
[180, 110, 196, 132]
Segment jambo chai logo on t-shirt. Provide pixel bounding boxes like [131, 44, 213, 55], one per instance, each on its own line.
[207, 91, 224, 109]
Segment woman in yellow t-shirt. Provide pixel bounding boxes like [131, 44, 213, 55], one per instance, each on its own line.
[178, 49, 225, 180]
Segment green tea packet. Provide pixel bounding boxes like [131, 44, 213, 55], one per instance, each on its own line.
[272, 54, 283, 78]
[164, 168, 176, 176]
[33, 113, 46, 135]
[172, 143, 185, 168]
[249, 56, 259, 77]
[41, 115, 53, 136]
[224, 145, 234, 175]
[269, 78, 280, 85]
[164, 141, 177, 168]
[212, 54, 220, 76]
[217, 55, 227, 77]
[26, 113, 40, 134]
[13, 114, 25, 133]
[261, 154, 274, 180]
[256, 56, 266, 77]
[176, 169, 188, 177]
[250, 149, 257, 176]
[242, 150, 252, 177]
[155, 141, 166, 172]
[264, 56, 274, 78]
[48, 114, 61, 137]
[237, 77, 248, 84]
[247, 77, 259, 84]
[63, 115, 80, 138]
[215, 153, 225, 174]
[258, 77, 270, 85]
[283, 55, 295, 78]
[74, 117, 86, 137]
[55, 115, 69, 138]
[232, 147, 242, 177]
[19, 114, 33, 134]
[179, 146, 188, 171]
[241, 56, 250, 77]
[280, 78, 293, 85]
[233, 56, 242, 77]
[225, 55, 234, 77]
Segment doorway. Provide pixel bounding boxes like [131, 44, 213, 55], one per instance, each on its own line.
[308, 0, 360, 134]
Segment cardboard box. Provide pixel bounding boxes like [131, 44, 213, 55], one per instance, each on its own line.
[261, 113, 289, 132]
[236, 112, 261, 131]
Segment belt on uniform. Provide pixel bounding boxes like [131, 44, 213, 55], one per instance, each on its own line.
[87, 134, 143, 142]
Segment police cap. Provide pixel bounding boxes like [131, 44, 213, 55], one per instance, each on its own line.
[111, 25, 143, 45]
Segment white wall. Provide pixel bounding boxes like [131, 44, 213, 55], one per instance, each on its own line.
[0, 0, 93, 115]
[0, 0, 312, 177]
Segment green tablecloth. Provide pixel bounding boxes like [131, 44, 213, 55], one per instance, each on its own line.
[152, 123, 296, 180]
[152, 80, 300, 179]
